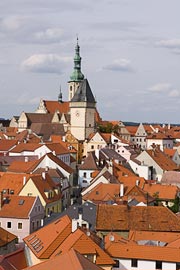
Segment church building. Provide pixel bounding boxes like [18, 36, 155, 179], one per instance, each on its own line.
[14, 39, 99, 142]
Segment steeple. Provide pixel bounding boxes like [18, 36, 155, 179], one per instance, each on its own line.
[58, 85, 63, 103]
[69, 37, 84, 82]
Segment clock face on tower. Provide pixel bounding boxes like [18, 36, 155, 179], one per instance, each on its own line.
[75, 110, 80, 117]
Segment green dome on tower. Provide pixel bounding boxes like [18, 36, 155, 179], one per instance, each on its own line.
[69, 38, 84, 82]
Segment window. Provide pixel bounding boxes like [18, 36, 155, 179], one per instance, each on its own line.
[114, 260, 119, 268]
[7, 222, 11, 228]
[176, 262, 180, 270]
[91, 145, 94, 149]
[38, 205, 41, 211]
[18, 222, 22, 229]
[156, 261, 162, 269]
[83, 172, 87, 178]
[86, 254, 94, 262]
[131, 259, 138, 268]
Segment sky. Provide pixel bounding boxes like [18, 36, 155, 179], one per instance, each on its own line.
[0, 0, 180, 124]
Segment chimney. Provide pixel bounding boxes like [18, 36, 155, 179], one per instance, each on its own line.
[78, 207, 83, 226]
[25, 156, 28, 162]
[120, 182, 124, 197]
[136, 179, 140, 186]
[42, 172, 46, 180]
[0, 191, 3, 210]
[23, 176, 26, 185]
[72, 219, 78, 233]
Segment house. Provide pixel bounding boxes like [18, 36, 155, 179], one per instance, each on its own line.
[161, 171, 180, 187]
[131, 123, 148, 149]
[56, 201, 97, 231]
[45, 142, 72, 165]
[82, 177, 154, 206]
[0, 247, 27, 270]
[81, 166, 118, 198]
[23, 215, 114, 270]
[164, 148, 180, 166]
[146, 133, 174, 151]
[0, 155, 38, 172]
[124, 184, 155, 206]
[128, 157, 150, 179]
[82, 183, 123, 205]
[104, 231, 180, 270]
[19, 173, 62, 216]
[0, 194, 44, 242]
[8, 142, 51, 159]
[17, 112, 65, 140]
[0, 139, 18, 155]
[83, 132, 110, 157]
[7, 153, 73, 208]
[115, 145, 137, 161]
[99, 148, 126, 166]
[0, 172, 31, 195]
[96, 204, 180, 238]
[136, 146, 178, 181]
[0, 227, 18, 255]
[78, 151, 100, 187]
[143, 182, 180, 208]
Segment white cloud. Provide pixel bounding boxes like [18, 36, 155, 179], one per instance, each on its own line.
[168, 89, 180, 97]
[0, 16, 24, 31]
[149, 83, 180, 98]
[34, 27, 64, 43]
[103, 58, 134, 72]
[156, 39, 180, 49]
[148, 83, 171, 92]
[21, 54, 71, 74]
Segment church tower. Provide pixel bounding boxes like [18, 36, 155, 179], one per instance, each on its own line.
[70, 79, 96, 141]
[68, 38, 84, 101]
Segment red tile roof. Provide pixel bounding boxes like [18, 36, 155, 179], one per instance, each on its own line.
[0, 173, 31, 195]
[146, 148, 177, 171]
[22, 249, 104, 270]
[82, 183, 121, 203]
[0, 247, 27, 270]
[24, 215, 114, 266]
[0, 195, 37, 218]
[0, 227, 17, 247]
[23, 215, 72, 258]
[143, 183, 179, 200]
[106, 240, 180, 263]
[8, 159, 40, 173]
[96, 205, 180, 232]
[44, 100, 70, 114]
[0, 140, 18, 152]
[10, 143, 44, 153]
[26, 173, 62, 204]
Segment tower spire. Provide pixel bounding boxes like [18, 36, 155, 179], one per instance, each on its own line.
[69, 37, 84, 82]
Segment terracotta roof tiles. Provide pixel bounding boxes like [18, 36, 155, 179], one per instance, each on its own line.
[146, 148, 177, 171]
[96, 205, 180, 232]
[44, 100, 69, 114]
[0, 140, 18, 152]
[22, 249, 103, 270]
[0, 195, 37, 218]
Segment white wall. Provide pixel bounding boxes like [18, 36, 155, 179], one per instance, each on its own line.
[128, 160, 150, 180]
[115, 258, 176, 270]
